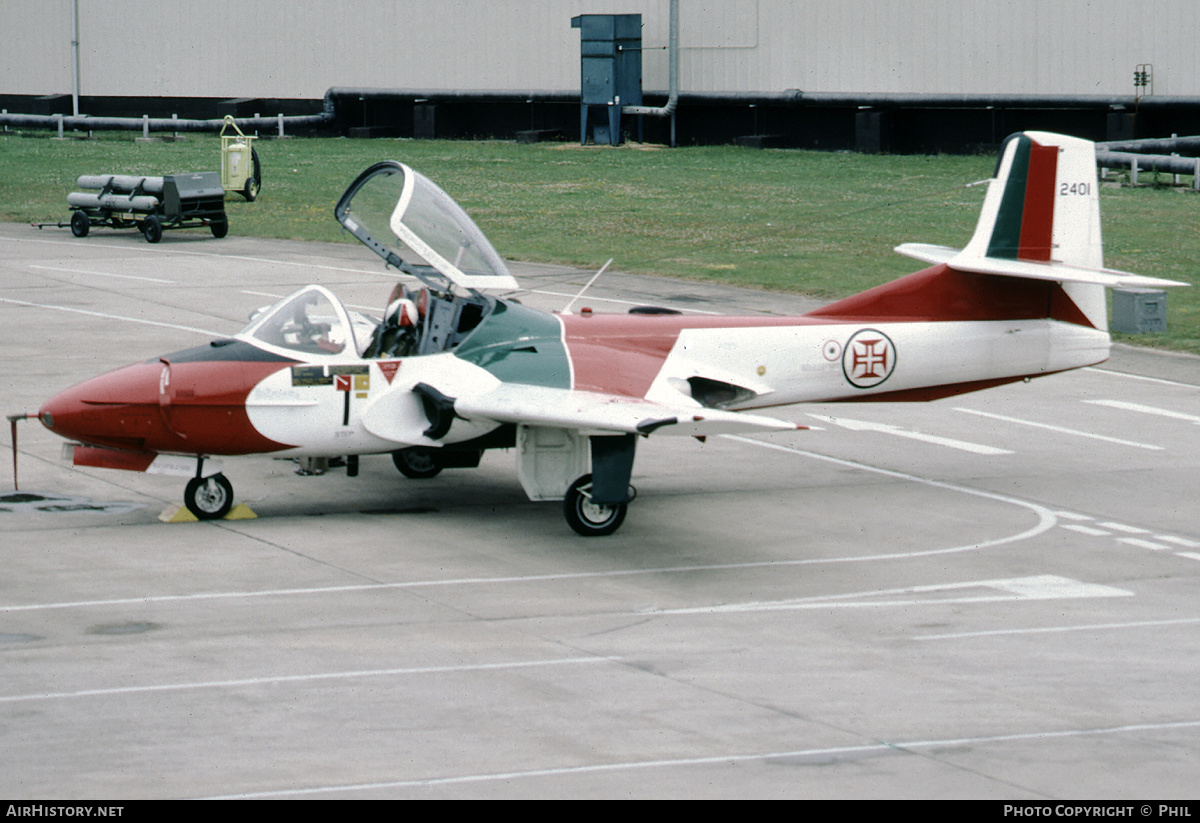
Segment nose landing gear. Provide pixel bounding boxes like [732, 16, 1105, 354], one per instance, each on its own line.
[184, 473, 234, 520]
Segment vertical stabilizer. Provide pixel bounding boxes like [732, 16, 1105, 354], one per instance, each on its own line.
[958, 132, 1108, 328]
[963, 132, 1104, 269]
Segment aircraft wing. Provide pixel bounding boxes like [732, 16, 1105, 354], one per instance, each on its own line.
[453, 383, 801, 437]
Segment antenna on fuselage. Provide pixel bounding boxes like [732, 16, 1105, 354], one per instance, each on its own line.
[561, 258, 614, 315]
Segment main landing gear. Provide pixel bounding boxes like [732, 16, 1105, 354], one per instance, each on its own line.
[514, 429, 640, 537]
[391, 446, 483, 479]
[563, 474, 635, 537]
[392, 447, 443, 479]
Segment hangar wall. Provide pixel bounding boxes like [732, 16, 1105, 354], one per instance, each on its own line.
[4, 0, 1200, 101]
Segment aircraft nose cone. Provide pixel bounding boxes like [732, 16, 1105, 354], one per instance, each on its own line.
[37, 391, 71, 433]
[38, 361, 163, 449]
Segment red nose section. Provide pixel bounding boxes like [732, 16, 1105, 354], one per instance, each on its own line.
[39, 361, 162, 452]
[40, 356, 293, 455]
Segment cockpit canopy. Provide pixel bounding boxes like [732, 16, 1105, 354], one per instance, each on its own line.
[241, 286, 375, 357]
[334, 161, 518, 292]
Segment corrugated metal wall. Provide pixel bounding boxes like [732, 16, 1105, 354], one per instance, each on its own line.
[4, 0, 1198, 100]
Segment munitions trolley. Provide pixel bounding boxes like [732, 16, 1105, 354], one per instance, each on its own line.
[36, 172, 228, 243]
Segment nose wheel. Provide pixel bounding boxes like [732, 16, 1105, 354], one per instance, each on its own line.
[184, 473, 234, 520]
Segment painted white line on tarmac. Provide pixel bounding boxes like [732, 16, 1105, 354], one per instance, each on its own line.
[209, 718, 1200, 798]
[1086, 367, 1200, 390]
[29, 264, 175, 284]
[1098, 521, 1151, 534]
[1062, 524, 1111, 537]
[1085, 398, 1200, 425]
[0, 296, 224, 337]
[955, 407, 1164, 450]
[650, 574, 1131, 616]
[1052, 510, 1096, 521]
[721, 434, 1057, 556]
[1155, 535, 1200, 548]
[5, 234, 387, 278]
[808, 414, 1012, 455]
[916, 616, 1200, 640]
[1118, 537, 1172, 551]
[0, 656, 612, 704]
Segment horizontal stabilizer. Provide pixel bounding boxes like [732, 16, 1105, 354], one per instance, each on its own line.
[893, 243, 958, 266]
[895, 242, 1188, 290]
[454, 383, 800, 437]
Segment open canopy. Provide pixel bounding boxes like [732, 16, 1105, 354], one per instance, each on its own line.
[335, 161, 518, 291]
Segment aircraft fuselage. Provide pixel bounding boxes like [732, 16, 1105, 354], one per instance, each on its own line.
[39, 279, 1109, 466]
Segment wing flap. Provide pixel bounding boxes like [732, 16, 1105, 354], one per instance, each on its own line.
[453, 383, 800, 437]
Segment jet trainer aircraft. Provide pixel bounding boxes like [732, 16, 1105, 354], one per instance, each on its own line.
[31, 132, 1185, 535]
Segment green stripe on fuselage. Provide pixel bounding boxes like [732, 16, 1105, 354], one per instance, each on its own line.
[988, 134, 1032, 259]
[453, 299, 570, 388]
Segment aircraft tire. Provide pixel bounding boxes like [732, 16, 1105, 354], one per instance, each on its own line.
[563, 474, 627, 537]
[392, 447, 443, 479]
[184, 473, 234, 520]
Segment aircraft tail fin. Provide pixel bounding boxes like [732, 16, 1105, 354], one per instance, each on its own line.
[886, 131, 1186, 331]
[968, 131, 1102, 269]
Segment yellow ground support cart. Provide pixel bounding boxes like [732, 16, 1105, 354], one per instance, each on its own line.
[220, 115, 261, 201]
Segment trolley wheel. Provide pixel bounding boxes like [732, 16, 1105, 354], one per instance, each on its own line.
[70, 211, 90, 238]
[141, 215, 162, 244]
[243, 149, 261, 201]
[210, 217, 229, 238]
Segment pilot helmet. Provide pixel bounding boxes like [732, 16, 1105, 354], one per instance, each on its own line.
[386, 298, 419, 328]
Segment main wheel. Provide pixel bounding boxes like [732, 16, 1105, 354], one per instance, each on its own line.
[70, 210, 90, 237]
[141, 215, 162, 243]
[184, 474, 234, 520]
[563, 474, 627, 537]
[392, 447, 442, 479]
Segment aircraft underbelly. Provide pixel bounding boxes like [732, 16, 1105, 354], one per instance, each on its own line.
[648, 319, 1109, 408]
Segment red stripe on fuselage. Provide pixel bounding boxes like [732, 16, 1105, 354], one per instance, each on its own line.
[1018, 142, 1058, 261]
[560, 264, 1094, 398]
[807, 264, 1092, 327]
[560, 313, 802, 396]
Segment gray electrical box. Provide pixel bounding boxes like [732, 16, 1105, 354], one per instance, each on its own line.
[1112, 288, 1167, 334]
[571, 14, 643, 145]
